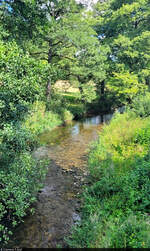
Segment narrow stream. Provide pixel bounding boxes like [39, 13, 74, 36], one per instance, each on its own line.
[8, 114, 112, 248]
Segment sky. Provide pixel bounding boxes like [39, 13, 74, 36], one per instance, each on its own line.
[76, 0, 98, 10]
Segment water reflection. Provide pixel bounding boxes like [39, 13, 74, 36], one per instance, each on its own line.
[71, 123, 80, 136]
[83, 114, 113, 126]
[83, 115, 101, 125]
[71, 114, 113, 135]
[38, 113, 113, 171]
[39, 114, 113, 145]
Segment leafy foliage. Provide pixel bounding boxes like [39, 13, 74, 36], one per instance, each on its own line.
[93, 0, 150, 106]
[1, 0, 150, 247]
[107, 71, 147, 104]
[0, 37, 50, 244]
[24, 101, 62, 135]
[0, 41, 50, 125]
[0, 123, 49, 244]
[130, 93, 150, 117]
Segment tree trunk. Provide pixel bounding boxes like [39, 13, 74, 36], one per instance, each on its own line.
[101, 80, 105, 95]
[46, 40, 53, 108]
[99, 80, 105, 112]
[46, 80, 51, 102]
[79, 85, 83, 94]
[48, 39, 53, 64]
[78, 76, 85, 103]
[101, 115, 104, 123]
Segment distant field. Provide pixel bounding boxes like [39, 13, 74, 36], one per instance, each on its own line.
[54, 80, 79, 93]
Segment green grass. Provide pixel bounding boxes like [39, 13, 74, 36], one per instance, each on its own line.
[24, 101, 62, 135]
[24, 92, 83, 135]
[61, 91, 86, 118]
[62, 91, 81, 98]
[66, 111, 150, 248]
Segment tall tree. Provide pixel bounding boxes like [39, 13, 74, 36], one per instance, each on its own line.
[2, 0, 108, 103]
[92, 0, 150, 105]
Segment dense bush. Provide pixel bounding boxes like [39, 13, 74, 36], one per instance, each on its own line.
[130, 93, 150, 118]
[24, 101, 62, 135]
[47, 91, 84, 119]
[68, 103, 86, 119]
[0, 125, 49, 244]
[0, 41, 50, 244]
[61, 108, 74, 122]
[67, 112, 150, 248]
[0, 41, 50, 126]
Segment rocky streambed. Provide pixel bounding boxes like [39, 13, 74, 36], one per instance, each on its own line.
[8, 114, 112, 248]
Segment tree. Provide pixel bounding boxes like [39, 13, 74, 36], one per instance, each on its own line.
[0, 40, 50, 126]
[92, 0, 150, 105]
[0, 36, 50, 244]
[1, 0, 108, 104]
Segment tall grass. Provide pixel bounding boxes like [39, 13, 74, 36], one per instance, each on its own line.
[24, 101, 62, 135]
[67, 111, 150, 248]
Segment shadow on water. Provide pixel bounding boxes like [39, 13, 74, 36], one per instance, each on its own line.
[7, 113, 113, 248]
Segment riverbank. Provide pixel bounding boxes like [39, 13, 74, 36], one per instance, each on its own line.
[24, 101, 63, 135]
[67, 108, 150, 248]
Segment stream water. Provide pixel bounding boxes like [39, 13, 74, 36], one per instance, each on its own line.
[8, 114, 112, 248]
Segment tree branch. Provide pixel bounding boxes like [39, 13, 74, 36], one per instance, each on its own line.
[59, 55, 76, 61]
[30, 51, 48, 56]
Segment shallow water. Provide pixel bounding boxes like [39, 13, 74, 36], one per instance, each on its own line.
[8, 114, 112, 248]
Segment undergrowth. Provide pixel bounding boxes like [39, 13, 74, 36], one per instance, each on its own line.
[24, 101, 62, 135]
[0, 124, 49, 244]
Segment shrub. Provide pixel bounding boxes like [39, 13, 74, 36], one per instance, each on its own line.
[0, 154, 48, 244]
[130, 92, 150, 117]
[68, 103, 87, 119]
[61, 109, 74, 122]
[0, 41, 50, 125]
[0, 124, 49, 245]
[134, 125, 150, 148]
[46, 92, 67, 114]
[0, 124, 36, 153]
[24, 101, 62, 135]
[0, 39, 50, 245]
